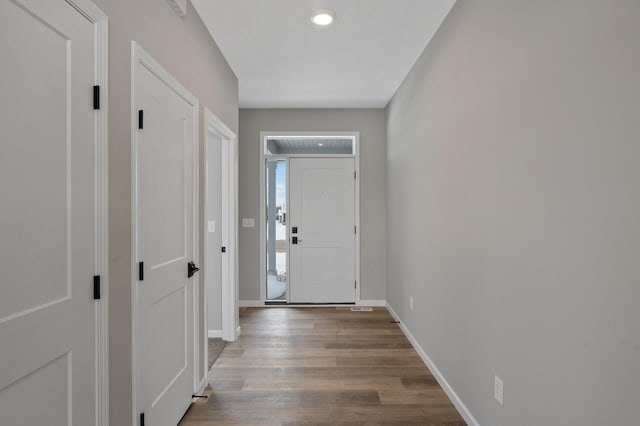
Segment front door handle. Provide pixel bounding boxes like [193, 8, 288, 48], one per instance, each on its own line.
[188, 261, 200, 278]
[292, 237, 302, 244]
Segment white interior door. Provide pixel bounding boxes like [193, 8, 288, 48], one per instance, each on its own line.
[0, 0, 98, 424]
[206, 129, 223, 338]
[289, 158, 356, 303]
[134, 45, 198, 426]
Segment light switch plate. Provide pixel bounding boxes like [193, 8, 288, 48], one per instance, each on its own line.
[242, 218, 255, 228]
[208, 220, 215, 233]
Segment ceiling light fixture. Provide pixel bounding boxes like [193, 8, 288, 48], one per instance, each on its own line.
[311, 10, 335, 26]
[317, 142, 324, 147]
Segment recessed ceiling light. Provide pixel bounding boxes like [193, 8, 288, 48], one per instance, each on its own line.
[311, 10, 334, 26]
[317, 142, 324, 147]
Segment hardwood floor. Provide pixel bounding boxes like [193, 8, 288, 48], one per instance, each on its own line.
[180, 307, 465, 426]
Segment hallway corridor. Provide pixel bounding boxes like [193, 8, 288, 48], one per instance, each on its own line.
[180, 307, 465, 425]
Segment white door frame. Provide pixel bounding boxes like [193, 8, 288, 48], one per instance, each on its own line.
[130, 42, 199, 424]
[64, 1, 110, 424]
[258, 131, 361, 305]
[203, 108, 238, 351]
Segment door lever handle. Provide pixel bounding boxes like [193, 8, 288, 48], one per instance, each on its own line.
[187, 261, 200, 278]
[292, 237, 302, 244]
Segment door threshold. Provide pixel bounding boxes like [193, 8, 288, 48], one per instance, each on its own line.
[263, 301, 356, 306]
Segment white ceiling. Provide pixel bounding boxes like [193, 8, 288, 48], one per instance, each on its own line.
[191, 0, 456, 108]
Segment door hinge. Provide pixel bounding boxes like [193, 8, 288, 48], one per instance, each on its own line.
[354, 170, 357, 179]
[140, 412, 145, 426]
[138, 261, 144, 281]
[221, 246, 227, 253]
[138, 109, 144, 129]
[355, 280, 357, 289]
[93, 275, 101, 300]
[354, 225, 357, 234]
[93, 85, 100, 110]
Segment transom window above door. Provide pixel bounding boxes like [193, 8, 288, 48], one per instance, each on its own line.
[265, 136, 355, 156]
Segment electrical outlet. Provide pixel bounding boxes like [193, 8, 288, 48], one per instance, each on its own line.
[409, 296, 414, 310]
[494, 376, 504, 406]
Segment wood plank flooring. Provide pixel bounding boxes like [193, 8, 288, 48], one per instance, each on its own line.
[180, 307, 465, 426]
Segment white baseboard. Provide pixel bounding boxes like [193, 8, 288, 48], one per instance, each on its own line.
[193, 375, 207, 402]
[359, 299, 386, 307]
[194, 374, 207, 400]
[385, 302, 480, 426]
[239, 300, 264, 307]
[207, 330, 222, 338]
[235, 325, 241, 339]
[240, 300, 387, 307]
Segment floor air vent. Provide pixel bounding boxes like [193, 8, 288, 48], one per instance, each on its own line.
[350, 307, 373, 312]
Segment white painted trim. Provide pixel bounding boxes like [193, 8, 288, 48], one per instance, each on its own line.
[203, 108, 238, 344]
[192, 97, 200, 397]
[358, 300, 386, 307]
[194, 376, 207, 401]
[385, 303, 480, 426]
[258, 153, 265, 303]
[239, 300, 265, 307]
[64, 1, 109, 424]
[207, 330, 222, 338]
[193, 371, 207, 404]
[239, 301, 387, 308]
[205, 108, 235, 139]
[353, 134, 361, 305]
[259, 131, 361, 305]
[236, 326, 241, 339]
[202, 278, 208, 392]
[131, 41, 199, 425]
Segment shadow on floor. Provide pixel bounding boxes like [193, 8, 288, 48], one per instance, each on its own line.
[208, 338, 225, 370]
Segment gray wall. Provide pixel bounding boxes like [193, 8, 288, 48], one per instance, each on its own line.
[92, 0, 238, 424]
[239, 109, 387, 301]
[386, 1, 640, 425]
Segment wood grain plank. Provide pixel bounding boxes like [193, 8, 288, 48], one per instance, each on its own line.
[179, 307, 465, 426]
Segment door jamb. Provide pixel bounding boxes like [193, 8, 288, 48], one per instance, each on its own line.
[130, 42, 200, 424]
[258, 131, 361, 305]
[203, 108, 238, 355]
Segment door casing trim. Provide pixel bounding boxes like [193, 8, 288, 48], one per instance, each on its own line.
[63, 1, 110, 424]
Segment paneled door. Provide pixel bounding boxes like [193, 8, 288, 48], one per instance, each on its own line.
[0, 0, 101, 424]
[133, 44, 199, 426]
[289, 158, 356, 303]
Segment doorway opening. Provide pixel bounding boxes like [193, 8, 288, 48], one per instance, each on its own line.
[259, 132, 361, 305]
[203, 107, 238, 355]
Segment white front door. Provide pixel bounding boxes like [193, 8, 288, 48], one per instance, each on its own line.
[133, 45, 198, 426]
[289, 158, 356, 303]
[0, 0, 98, 424]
